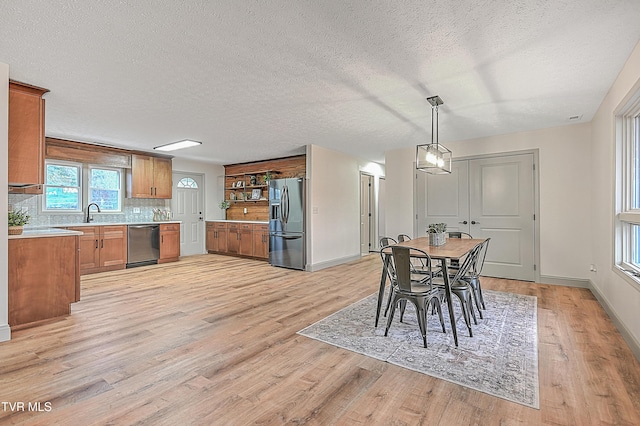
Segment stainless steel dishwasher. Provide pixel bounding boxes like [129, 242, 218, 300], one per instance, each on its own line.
[127, 224, 160, 267]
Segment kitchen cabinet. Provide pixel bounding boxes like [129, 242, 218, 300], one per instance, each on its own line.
[127, 154, 173, 199]
[206, 221, 268, 260]
[252, 224, 269, 259]
[206, 222, 228, 253]
[227, 223, 240, 255]
[226, 222, 253, 256]
[66, 225, 127, 275]
[8, 235, 79, 328]
[8, 80, 49, 190]
[159, 223, 180, 263]
[239, 223, 253, 256]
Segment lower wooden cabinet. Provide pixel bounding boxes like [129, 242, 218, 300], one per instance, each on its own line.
[8, 235, 79, 328]
[159, 223, 180, 263]
[253, 224, 269, 259]
[66, 225, 127, 275]
[206, 222, 228, 253]
[206, 221, 268, 260]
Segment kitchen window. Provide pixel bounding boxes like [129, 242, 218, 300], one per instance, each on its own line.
[43, 161, 82, 211]
[616, 88, 640, 281]
[43, 161, 123, 213]
[89, 166, 122, 212]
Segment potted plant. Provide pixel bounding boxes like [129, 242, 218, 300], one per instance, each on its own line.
[219, 200, 230, 210]
[8, 209, 30, 235]
[427, 222, 447, 246]
[262, 171, 273, 185]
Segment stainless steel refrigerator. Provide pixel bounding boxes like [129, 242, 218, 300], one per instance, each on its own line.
[269, 177, 305, 270]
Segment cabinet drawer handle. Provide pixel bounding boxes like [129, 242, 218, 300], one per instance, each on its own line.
[95, 239, 98, 249]
[101, 239, 104, 249]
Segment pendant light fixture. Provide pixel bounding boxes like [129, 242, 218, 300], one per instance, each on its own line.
[416, 95, 452, 174]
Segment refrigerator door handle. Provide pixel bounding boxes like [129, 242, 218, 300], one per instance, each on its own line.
[280, 234, 302, 240]
[282, 184, 289, 224]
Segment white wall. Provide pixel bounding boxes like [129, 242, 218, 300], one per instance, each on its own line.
[307, 144, 362, 270]
[384, 148, 416, 242]
[590, 39, 640, 354]
[171, 158, 225, 220]
[385, 122, 593, 280]
[1, 62, 9, 342]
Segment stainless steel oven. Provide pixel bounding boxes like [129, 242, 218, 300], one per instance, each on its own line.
[127, 224, 160, 267]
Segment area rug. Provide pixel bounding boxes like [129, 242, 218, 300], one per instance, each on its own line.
[298, 289, 539, 409]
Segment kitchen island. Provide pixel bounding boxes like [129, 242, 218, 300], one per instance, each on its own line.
[8, 228, 82, 328]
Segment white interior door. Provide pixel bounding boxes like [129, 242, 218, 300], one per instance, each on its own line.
[469, 154, 535, 280]
[418, 153, 536, 281]
[417, 161, 469, 235]
[172, 172, 205, 256]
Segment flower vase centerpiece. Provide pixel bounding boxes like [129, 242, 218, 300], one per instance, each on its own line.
[8, 210, 30, 235]
[427, 222, 447, 246]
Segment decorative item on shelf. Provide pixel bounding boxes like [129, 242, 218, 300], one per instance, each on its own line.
[251, 189, 262, 200]
[219, 200, 230, 210]
[427, 222, 447, 246]
[416, 95, 452, 174]
[229, 191, 236, 200]
[237, 180, 244, 188]
[8, 209, 30, 235]
[263, 171, 272, 185]
[232, 182, 236, 188]
[250, 175, 257, 185]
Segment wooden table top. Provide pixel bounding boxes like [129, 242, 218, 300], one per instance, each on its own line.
[393, 237, 486, 260]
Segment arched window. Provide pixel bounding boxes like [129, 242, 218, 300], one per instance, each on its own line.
[177, 177, 198, 189]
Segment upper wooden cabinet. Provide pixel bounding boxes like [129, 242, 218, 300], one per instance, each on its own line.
[126, 154, 173, 199]
[8, 80, 49, 187]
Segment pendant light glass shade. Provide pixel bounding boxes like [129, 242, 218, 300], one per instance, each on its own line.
[416, 95, 452, 174]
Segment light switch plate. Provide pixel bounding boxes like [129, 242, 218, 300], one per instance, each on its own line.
[133, 207, 141, 214]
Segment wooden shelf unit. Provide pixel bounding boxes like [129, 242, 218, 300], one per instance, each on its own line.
[223, 154, 306, 222]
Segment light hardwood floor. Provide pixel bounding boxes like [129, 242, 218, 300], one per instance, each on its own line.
[1, 254, 639, 425]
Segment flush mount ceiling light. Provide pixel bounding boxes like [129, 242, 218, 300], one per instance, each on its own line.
[416, 95, 452, 174]
[153, 139, 202, 152]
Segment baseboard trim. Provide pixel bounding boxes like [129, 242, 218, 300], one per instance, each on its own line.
[588, 280, 640, 362]
[538, 275, 590, 288]
[307, 254, 362, 272]
[0, 324, 11, 343]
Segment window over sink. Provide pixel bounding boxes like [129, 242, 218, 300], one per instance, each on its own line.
[43, 160, 123, 213]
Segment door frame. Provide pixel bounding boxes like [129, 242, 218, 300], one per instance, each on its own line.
[359, 172, 375, 254]
[414, 148, 541, 282]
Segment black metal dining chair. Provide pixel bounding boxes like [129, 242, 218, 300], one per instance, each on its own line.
[462, 238, 491, 316]
[432, 242, 482, 337]
[397, 234, 411, 242]
[384, 245, 445, 348]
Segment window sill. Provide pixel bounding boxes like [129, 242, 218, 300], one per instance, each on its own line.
[613, 265, 640, 294]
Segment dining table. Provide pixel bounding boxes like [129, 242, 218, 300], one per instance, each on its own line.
[377, 236, 486, 347]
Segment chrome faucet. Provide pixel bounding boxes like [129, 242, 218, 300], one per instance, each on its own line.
[85, 203, 101, 223]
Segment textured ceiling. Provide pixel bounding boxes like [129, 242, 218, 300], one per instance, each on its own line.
[1, 1, 640, 165]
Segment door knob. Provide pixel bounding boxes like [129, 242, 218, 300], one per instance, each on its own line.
[459, 221, 468, 225]
[471, 220, 480, 225]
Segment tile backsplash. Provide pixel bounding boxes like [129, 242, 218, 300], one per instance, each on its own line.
[8, 193, 170, 227]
